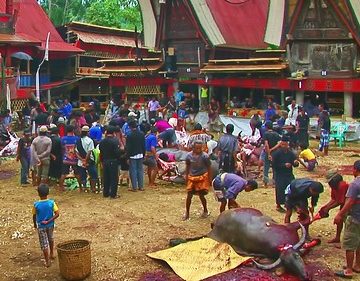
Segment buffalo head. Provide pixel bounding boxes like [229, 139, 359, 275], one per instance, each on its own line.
[254, 222, 310, 280]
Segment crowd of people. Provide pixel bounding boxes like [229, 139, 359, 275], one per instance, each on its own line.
[3, 91, 360, 278]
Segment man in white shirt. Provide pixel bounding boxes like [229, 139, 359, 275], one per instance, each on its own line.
[76, 126, 98, 192]
[286, 99, 299, 126]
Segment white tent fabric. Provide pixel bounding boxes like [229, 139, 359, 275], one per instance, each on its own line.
[195, 112, 252, 136]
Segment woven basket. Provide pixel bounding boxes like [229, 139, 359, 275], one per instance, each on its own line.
[57, 240, 91, 281]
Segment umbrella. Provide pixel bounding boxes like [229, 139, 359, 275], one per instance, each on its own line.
[11, 52, 33, 61]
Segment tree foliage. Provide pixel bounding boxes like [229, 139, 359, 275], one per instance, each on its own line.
[38, 0, 142, 30]
[37, 0, 92, 26]
[84, 0, 142, 30]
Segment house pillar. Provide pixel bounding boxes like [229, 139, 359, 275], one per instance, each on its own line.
[344, 92, 353, 117]
[296, 90, 304, 106]
[47, 89, 51, 104]
[227, 87, 230, 107]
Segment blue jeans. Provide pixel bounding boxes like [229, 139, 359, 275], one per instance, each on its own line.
[129, 158, 144, 190]
[20, 157, 30, 184]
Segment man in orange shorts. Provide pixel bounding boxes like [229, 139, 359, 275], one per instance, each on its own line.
[183, 140, 212, 220]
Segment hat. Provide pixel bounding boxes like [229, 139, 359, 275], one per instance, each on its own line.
[49, 123, 57, 129]
[39, 125, 48, 133]
[325, 169, 339, 183]
[81, 125, 90, 132]
[58, 117, 65, 123]
[128, 111, 137, 117]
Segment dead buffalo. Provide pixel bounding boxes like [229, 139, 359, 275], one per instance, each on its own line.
[208, 208, 309, 280]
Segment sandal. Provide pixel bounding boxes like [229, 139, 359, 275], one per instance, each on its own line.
[342, 266, 360, 273]
[335, 270, 353, 279]
[200, 211, 210, 218]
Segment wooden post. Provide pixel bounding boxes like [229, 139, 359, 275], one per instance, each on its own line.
[296, 90, 304, 105]
[344, 92, 353, 117]
[227, 87, 231, 106]
[47, 89, 51, 104]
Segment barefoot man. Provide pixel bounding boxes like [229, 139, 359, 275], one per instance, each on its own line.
[334, 160, 360, 279]
[183, 141, 212, 220]
[315, 169, 349, 243]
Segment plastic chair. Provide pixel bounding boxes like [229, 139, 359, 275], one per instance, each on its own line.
[330, 122, 348, 147]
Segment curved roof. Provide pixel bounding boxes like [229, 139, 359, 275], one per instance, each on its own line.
[190, 0, 269, 49]
[0, 0, 83, 55]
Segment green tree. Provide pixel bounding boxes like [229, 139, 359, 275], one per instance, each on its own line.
[38, 0, 93, 26]
[84, 0, 142, 30]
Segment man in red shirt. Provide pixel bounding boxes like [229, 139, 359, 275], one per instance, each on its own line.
[316, 169, 349, 243]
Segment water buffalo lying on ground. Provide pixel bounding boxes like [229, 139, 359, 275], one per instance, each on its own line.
[208, 208, 309, 280]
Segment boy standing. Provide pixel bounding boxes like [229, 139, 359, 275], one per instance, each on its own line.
[32, 184, 59, 267]
[183, 141, 212, 220]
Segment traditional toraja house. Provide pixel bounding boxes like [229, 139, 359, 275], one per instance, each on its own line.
[94, 43, 173, 104]
[0, 0, 83, 111]
[58, 22, 159, 109]
[96, 57, 172, 104]
[138, 0, 360, 118]
[63, 21, 171, 105]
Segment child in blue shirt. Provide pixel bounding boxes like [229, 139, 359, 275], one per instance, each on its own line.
[32, 184, 59, 267]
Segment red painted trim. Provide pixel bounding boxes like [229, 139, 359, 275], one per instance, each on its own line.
[156, 2, 165, 48]
[182, 77, 360, 93]
[283, 0, 305, 47]
[183, 0, 210, 46]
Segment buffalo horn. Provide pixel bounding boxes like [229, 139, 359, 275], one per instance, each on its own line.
[293, 222, 306, 250]
[253, 258, 281, 270]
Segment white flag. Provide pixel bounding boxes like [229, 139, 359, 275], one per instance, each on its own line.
[6, 84, 11, 114]
[44, 32, 50, 61]
[36, 32, 50, 101]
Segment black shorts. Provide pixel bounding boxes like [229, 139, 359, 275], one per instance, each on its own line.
[143, 155, 157, 168]
[285, 196, 308, 211]
[118, 158, 129, 171]
[62, 164, 80, 175]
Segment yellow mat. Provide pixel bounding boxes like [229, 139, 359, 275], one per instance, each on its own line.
[147, 237, 250, 281]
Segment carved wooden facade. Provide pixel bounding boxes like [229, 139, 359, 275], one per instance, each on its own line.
[289, 0, 357, 77]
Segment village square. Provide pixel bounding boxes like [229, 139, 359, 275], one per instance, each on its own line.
[2, 0, 360, 280]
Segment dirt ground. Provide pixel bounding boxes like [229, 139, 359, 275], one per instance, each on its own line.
[0, 145, 360, 281]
